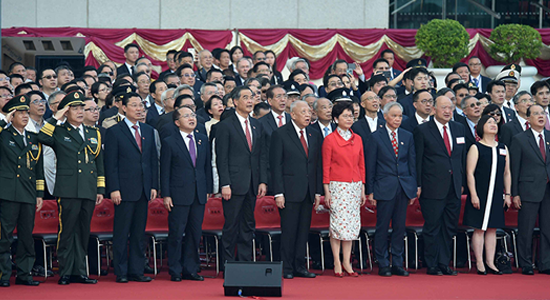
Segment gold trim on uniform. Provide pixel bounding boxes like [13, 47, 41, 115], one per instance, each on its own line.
[57, 198, 63, 249]
[97, 176, 105, 188]
[41, 123, 55, 137]
[36, 180, 45, 191]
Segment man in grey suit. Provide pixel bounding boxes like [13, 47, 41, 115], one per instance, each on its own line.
[511, 104, 550, 275]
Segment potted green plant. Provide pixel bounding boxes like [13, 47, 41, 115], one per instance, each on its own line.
[415, 19, 470, 68]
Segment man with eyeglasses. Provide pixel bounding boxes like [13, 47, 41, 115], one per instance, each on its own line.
[104, 92, 158, 283]
[0, 71, 10, 88]
[531, 81, 550, 131]
[402, 89, 433, 133]
[457, 95, 482, 149]
[468, 56, 490, 93]
[24, 91, 47, 134]
[501, 91, 534, 147]
[369, 74, 388, 95]
[158, 94, 207, 141]
[195, 50, 214, 83]
[176, 64, 201, 99]
[0, 86, 13, 122]
[486, 80, 516, 123]
[398, 67, 430, 118]
[196, 83, 218, 121]
[158, 50, 179, 81]
[38, 69, 58, 100]
[452, 83, 469, 116]
[83, 99, 100, 127]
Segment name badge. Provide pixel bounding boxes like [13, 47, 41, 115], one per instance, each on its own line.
[31, 144, 39, 151]
[64, 137, 72, 142]
[89, 138, 98, 145]
[499, 149, 507, 156]
[456, 137, 465, 144]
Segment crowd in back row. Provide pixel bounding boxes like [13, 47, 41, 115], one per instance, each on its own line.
[0, 42, 549, 287]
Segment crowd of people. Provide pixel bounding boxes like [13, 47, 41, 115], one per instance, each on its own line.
[0, 42, 550, 287]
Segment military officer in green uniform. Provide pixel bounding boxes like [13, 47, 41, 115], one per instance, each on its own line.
[38, 91, 104, 285]
[0, 95, 44, 287]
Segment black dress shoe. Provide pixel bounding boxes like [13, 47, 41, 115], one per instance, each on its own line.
[487, 267, 502, 275]
[144, 265, 155, 274]
[294, 270, 316, 278]
[58, 275, 71, 285]
[283, 273, 294, 279]
[170, 275, 182, 282]
[476, 268, 487, 275]
[128, 275, 152, 282]
[391, 266, 409, 276]
[70, 275, 98, 284]
[182, 273, 204, 281]
[522, 267, 534, 275]
[378, 267, 392, 277]
[439, 265, 458, 276]
[426, 267, 443, 276]
[0, 280, 10, 287]
[15, 278, 40, 286]
[116, 276, 128, 283]
[539, 269, 550, 275]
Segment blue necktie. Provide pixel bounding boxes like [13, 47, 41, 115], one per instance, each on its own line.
[323, 127, 330, 138]
[187, 134, 196, 167]
[472, 78, 479, 87]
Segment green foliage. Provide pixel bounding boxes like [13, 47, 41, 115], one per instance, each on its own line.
[489, 24, 543, 64]
[415, 19, 470, 68]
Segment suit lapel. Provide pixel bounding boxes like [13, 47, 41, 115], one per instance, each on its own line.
[267, 114, 277, 132]
[512, 118, 523, 133]
[231, 114, 250, 152]
[119, 121, 141, 152]
[174, 131, 194, 166]
[380, 129, 397, 160]
[286, 123, 307, 158]
[8, 127, 25, 149]
[527, 130, 544, 163]
[428, 120, 450, 157]
[64, 123, 84, 145]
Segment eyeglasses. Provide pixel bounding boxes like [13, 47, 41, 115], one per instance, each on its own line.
[519, 98, 535, 104]
[43, 75, 57, 80]
[488, 111, 502, 117]
[363, 96, 380, 102]
[328, 82, 344, 87]
[84, 107, 100, 112]
[127, 103, 145, 109]
[0, 94, 13, 99]
[180, 113, 197, 119]
[274, 94, 288, 99]
[383, 94, 397, 99]
[31, 99, 47, 105]
[182, 73, 196, 78]
[166, 58, 174, 62]
[530, 112, 546, 116]
[101, 72, 114, 76]
[419, 99, 434, 105]
[50, 101, 60, 107]
[0, 77, 10, 82]
[340, 114, 354, 119]
[468, 102, 481, 108]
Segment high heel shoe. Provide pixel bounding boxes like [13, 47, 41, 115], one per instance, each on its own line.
[333, 272, 344, 278]
[342, 265, 359, 277]
[476, 268, 487, 275]
[487, 267, 502, 275]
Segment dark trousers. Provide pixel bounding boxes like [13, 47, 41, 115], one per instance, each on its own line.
[419, 186, 460, 268]
[279, 195, 313, 274]
[374, 186, 408, 268]
[518, 183, 550, 270]
[0, 200, 35, 280]
[57, 198, 95, 277]
[222, 187, 256, 262]
[113, 194, 148, 277]
[167, 196, 205, 276]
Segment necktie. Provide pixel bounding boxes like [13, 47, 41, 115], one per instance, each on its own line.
[187, 134, 196, 167]
[443, 125, 451, 156]
[540, 134, 546, 162]
[525, 121, 530, 130]
[422, 119, 427, 123]
[244, 119, 252, 151]
[76, 126, 84, 142]
[474, 125, 481, 142]
[323, 127, 329, 137]
[132, 125, 142, 152]
[277, 115, 283, 127]
[472, 78, 479, 87]
[391, 131, 398, 157]
[507, 101, 512, 109]
[300, 130, 308, 157]
[546, 112, 550, 131]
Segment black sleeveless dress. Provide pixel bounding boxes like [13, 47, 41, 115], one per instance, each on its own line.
[463, 142, 506, 230]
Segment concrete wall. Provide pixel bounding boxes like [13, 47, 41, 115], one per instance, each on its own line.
[2, 0, 390, 29]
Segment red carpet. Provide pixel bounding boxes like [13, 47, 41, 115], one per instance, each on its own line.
[2, 267, 550, 300]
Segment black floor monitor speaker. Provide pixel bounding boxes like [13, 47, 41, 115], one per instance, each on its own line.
[223, 261, 282, 297]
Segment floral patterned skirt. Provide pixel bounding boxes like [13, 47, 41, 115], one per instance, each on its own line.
[328, 181, 362, 241]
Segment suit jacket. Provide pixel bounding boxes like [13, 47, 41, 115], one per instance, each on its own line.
[398, 94, 415, 117]
[470, 75, 491, 93]
[38, 118, 105, 200]
[259, 112, 291, 192]
[503, 106, 516, 123]
[392, 68, 402, 80]
[457, 117, 477, 151]
[413, 119, 466, 200]
[104, 121, 159, 201]
[159, 121, 206, 142]
[352, 116, 385, 177]
[501, 117, 525, 147]
[146, 105, 162, 128]
[158, 69, 174, 81]
[196, 108, 212, 122]
[366, 127, 417, 200]
[401, 114, 430, 133]
[307, 121, 336, 139]
[510, 129, 550, 202]
[215, 112, 268, 195]
[116, 64, 132, 76]
[0, 123, 44, 202]
[160, 131, 213, 205]
[270, 122, 322, 203]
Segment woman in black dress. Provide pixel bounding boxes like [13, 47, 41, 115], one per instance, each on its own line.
[463, 115, 512, 275]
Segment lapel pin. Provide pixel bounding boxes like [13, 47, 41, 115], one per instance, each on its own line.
[400, 142, 404, 145]
[309, 133, 311, 137]
[68, 128, 71, 131]
[253, 126, 256, 130]
[198, 139, 202, 145]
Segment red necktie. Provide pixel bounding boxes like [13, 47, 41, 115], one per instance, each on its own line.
[525, 121, 530, 130]
[244, 119, 252, 151]
[539, 134, 546, 162]
[132, 125, 142, 152]
[391, 131, 398, 157]
[443, 125, 451, 156]
[300, 130, 308, 157]
[277, 115, 283, 127]
[474, 125, 481, 142]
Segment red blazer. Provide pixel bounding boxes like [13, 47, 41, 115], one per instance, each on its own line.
[322, 129, 365, 184]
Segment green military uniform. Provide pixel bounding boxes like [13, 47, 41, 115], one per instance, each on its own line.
[37, 92, 105, 279]
[101, 113, 123, 130]
[101, 85, 135, 130]
[0, 95, 44, 284]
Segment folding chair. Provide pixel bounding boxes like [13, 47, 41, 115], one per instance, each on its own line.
[145, 198, 169, 275]
[89, 198, 115, 278]
[32, 200, 59, 280]
[201, 197, 225, 277]
[254, 196, 281, 262]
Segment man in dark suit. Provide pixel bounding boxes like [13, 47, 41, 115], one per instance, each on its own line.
[195, 83, 218, 122]
[308, 97, 335, 138]
[270, 100, 321, 279]
[501, 91, 534, 147]
[381, 49, 402, 81]
[158, 50, 178, 81]
[104, 92, 158, 283]
[145, 80, 168, 128]
[468, 57, 490, 93]
[487, 80, 516, 123]
[157, 95, 206, 140]
[398, 67, 430, 117]
[511, 104, 550, 275]
[38, 92, 104, 285]
[457, 95, 482, 150]
[161, 106, 213, 281]
[117, 44, 140, 76]
[367, 102, 417, 277]
[0, 95, 44, 287]
[401, 89, 433, 133]
[414, 95, 466, 276]
[216, 86, 268, 263]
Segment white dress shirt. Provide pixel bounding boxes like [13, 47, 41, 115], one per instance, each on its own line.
[386, 125, 398, 144]
[415, 112, 429, 125]
[516, 115, 528, 131]
[318, 122, 332, 137]
[532, 128, 546, 146]
[272, 111, 286, 127]
[125, 62, 134, 75]
[71, 123, 85, 141]
[236, 112, 253, 140]
[180, 130, 196, 154]
[365, 115, 378, 133]
[291, 120, 308, 147]
[434, 118, 453, 151]
[123, 117, 141, 137]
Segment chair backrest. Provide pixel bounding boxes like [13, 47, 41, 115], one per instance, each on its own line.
[405, 200, 424, 226]
[360, 204, 377, 228]
[458, 195, 467, 226]
[90, 198, 115, 233]
[33, 200, 59, 234]
[310, 196, 330, 229]
[504, 206, 519, 227]
[145, 198, 169, 232]
[254, 196, 280, 229]
[202, 197, 225, 231]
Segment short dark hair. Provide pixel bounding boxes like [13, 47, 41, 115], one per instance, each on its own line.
[475, 93, 491, 102]
[82, 65, 97, 73]
[97, 64, 113, 74]
[377, 85, 397, 98]
[452, 62, 470, 73]
[176, 51, 193, 63]
[149, 80, 167, 95]
[266, 84, 284, 100]
[252, 61, 271, 74]
[332, 101, 354, 122]
[331, 59, 347, 72]
[133, 71, 149, 84]
[91, 81, 107, 97]
[0, 86, 12, 94]
[453, 83, 469, 94]
[253, 101, 270, 116]
[166, 49, 178, 57]
[233, 85, 252, 101]
[289, 69, 308, 82]
[55, 64, 72, 74]
[476, 114, 494, 139]
[530, 80, 550, 96]
[9, 74, 24, 83]
[14, 83, 32, 96]
[409, 67, 429, 80]
[122, 92, 141, 106]
[206, 68, 224, 81]
[213, 49, 230, 60]
[224, 77, 236, 84]
[526, 104, 544, 117]
[486, 80, 505, 94]
[124, 43, 139, 53]
[26, 90, 45, 100]
[323, 74, 341, 88]
[482, 103, 504, 128]
[444, 72, 460, 85]
[413, 89, 431, 102]
[173, 106, 193, 122]
[380, 49, 395, 58]
[176, 63, 193, 77]
[372, 58, 389, 69]
[163, 73, 179, 83]
[8, 62, 25, 74]
[205, 95, 224, 116]
[174, 94, 195, 109]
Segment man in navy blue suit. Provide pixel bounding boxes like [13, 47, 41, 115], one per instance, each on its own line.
[367, 102, 417, 277]
[161, 106, 212, 281]
[401, 89, 433, 133]
[487, 80, 516, 123]
[104, 92, 159, 283]
[145, 80, 168, 128]
[398, 67, 430, 118]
